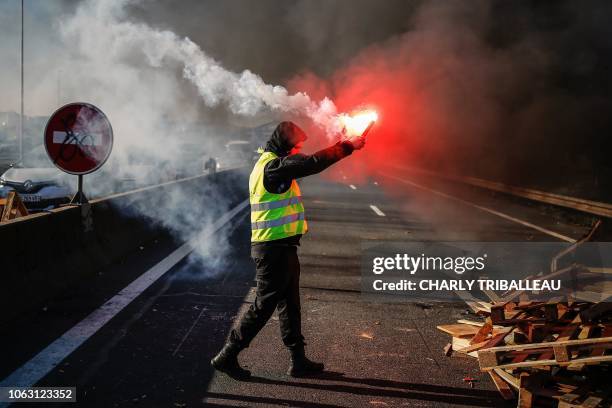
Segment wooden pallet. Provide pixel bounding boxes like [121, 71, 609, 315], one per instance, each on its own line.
[435, 225, 612, 407]
[477, 336, 612, 371]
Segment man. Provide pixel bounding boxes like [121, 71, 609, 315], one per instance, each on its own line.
[211, 121, 366, 379]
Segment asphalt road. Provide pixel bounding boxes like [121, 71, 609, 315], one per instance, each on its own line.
[0, 165, 592, 408]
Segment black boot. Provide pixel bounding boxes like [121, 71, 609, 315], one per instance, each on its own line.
[287, 346, 324, 377]
[211, 342, 251, 380]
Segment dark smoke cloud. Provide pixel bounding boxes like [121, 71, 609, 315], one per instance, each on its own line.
[282, 0, 612, 200]
[127, 0, 612, 199]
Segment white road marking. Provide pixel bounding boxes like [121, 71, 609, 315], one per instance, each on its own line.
[0, 199, 249, 394]
[349, 184, 357, 190]
[370, 205, 386, 217]
[379, 172, 575, 243]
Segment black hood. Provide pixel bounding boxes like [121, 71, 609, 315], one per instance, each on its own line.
[264, 121, 307, 157]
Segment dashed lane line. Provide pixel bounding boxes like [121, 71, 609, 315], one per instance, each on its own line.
[370, 205, 386, 217]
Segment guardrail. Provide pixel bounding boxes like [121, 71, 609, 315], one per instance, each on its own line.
[0, 168, 248, 325]
[390, 164, 612, 219]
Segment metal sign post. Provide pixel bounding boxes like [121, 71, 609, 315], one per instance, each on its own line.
[70, 174, 87, 205]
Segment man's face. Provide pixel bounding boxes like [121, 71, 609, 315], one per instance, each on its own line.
[290, 141, 304, 155]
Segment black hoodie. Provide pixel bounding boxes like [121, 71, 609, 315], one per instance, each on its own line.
[253, 121, 354, 246]
[262, 121, 354, 194]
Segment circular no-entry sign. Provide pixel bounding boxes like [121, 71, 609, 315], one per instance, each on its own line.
[44, 102, 113, 175]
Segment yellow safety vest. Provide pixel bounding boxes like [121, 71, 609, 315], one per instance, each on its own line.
[250, 151, 308, 242]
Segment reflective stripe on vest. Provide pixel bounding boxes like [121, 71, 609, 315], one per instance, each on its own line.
[249, 151, 308, 242]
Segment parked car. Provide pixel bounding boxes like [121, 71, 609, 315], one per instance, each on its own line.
[0, 144, 187, 209]
[0, 146, 73, 210]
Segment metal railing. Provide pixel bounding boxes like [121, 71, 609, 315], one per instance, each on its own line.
[390, 164, 612, 219]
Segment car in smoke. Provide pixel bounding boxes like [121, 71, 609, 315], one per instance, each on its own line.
[0, 144, 186, 210]
[0, 146, 73, 211]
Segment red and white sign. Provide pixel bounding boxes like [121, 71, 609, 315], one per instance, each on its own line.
[44, 102, 113, 175]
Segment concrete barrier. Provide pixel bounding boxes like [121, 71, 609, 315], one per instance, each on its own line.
[0, 169, 248, 325]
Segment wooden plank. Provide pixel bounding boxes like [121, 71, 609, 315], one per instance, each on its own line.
[476, 336, 612, 353]
[451, 336, 478, 357]
[1, 191, 16, 221]
[550, 323, 580, 364]
[1, 191, 28, 221]
[479, 353, 612, 371]
[577, 325, 594, 340]
[458, 329, 511, 354]
[536, 351, 553, 361]
[456, 319, 486, 327]
[436, 324, 479, 338]
[518, 386, 533, 408]
[566, 363, 586, 371]
[15, 193, 28, 217]
[443, 343, 453, 356]
[493, 368, 519, 389]
[553, 345, 571, 363]
[478, 349, 499, 369]
[488, 370, 515, 400]
[456, 319, 506, 331]
[470, 318, 493, 344]
[513, 351, 530, 362]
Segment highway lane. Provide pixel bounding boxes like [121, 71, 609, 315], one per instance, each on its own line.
[0, 170, 589, 407]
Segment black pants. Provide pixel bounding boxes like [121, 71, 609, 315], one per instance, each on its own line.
[229, 244, 305, 350]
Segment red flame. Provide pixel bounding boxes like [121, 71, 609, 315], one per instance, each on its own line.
[339, 110, 379, 137]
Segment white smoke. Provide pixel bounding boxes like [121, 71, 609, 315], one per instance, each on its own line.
[48, 0, 348, 275]
[61, 0, 343, 135]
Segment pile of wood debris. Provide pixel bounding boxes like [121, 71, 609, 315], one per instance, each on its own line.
[438, 223, 611, 407]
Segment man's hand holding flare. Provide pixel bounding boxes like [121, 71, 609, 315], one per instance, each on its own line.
[351, 120, 375, 150]
[339, 110, 377, 150]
